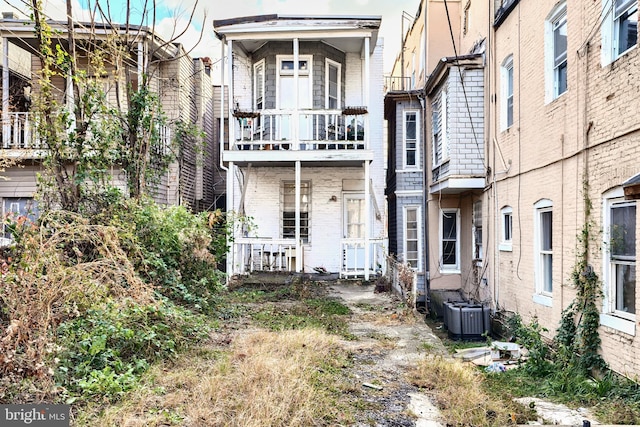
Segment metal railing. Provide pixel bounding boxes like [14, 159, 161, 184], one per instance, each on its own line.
[384, 76, 412, 92]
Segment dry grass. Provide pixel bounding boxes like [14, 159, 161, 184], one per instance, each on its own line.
[83, 328, 353, 427]
[408, 356, 530, 426]
[0, 211, 153, 399]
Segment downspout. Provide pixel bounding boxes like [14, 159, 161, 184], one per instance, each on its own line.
[421, 0, 431, 312]
[2, 38, 9, 144]
[420, 91, 429, 311]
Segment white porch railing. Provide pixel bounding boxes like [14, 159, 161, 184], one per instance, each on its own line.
[233, 109, 367, 151]
[340, 238, 386, 278]
[1, 112, 40, 149]
[231, 237, 299, 274]
[0, 113, 172, 154]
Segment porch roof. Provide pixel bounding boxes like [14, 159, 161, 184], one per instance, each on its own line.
[213, 14, 381, 55]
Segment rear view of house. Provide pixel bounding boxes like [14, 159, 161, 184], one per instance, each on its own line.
[214, 15, 387, 278]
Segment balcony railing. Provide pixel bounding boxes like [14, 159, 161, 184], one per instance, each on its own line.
[231, 108, 367, 151]
[384, 76, 412, 92]
[1, 112, 40, 149]
[0, 112, 171, 154]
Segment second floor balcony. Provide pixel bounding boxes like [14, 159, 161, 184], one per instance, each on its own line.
[223, 107, 374, 165]
[0, 112, 172, 160]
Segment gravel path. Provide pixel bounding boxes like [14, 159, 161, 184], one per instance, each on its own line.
[327, 281, 447, 427]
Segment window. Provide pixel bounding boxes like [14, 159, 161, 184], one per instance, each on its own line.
[602, 0, 638, 64]
[2, 197, 38, 241]
[432, 89, 448, 167]
[500, 206, 513, 251]
[440, 209, 460, 272]
[254, 60, 265, 111]
[325, 59, 341, 110]
[604, 193, 636, 319]
[281, 181, 310, 243]
[404, 110, 419, 168]
[404, 207, 422, 270]
[473, 200, 483, 260]
[534, 200, 553, 298]
[546, 3, 567, 101]
[501, 55, 514, 130]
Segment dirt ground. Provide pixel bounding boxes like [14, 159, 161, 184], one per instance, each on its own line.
[326, 280, 602, 427]
[326, 281, 447, 427]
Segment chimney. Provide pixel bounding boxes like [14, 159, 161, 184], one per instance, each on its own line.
[2, 12, 18, 20]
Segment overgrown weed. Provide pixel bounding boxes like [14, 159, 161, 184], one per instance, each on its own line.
[79, 329, 354, 426]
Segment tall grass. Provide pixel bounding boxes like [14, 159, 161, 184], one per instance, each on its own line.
[409, 356, 530, 426]
[87, 329, 353, 426]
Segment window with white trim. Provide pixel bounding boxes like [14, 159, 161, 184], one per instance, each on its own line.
[604, 192, 636, 319]
[254, 59, 265, 111]
[534, 200, 553, 295]
[545, 3, 567, 101]
[602, 0, 638, 64]
[501, 55, 514, 130]
[404, 206, 422, 270]
[325, 59, 341, 110]
[500, 206, 513, 251]
[404, 110, 419, 168]
[281, 181, 311, 243]
[440, 208, 460, 272]
[432, 89, 448, 167]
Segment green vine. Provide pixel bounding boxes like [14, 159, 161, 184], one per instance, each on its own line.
[554, 178, 607, 375]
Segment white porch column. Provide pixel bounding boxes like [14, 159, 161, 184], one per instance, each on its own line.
[364, 160, 371, 280]
[227, 39, 235, 146]
[137, 42, 144, 88]
[295, 160, 301, 272]
[2, 37, 9, 146]
[364, 36, 370, 149]
[220, 39, 226, 160]
[226, 161, 234, 274]
[293, 38, 299, 146]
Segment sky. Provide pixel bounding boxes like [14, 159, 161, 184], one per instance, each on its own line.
[7, 0, 420, 78]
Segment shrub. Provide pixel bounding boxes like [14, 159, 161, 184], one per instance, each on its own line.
[55, 299, 210, 402]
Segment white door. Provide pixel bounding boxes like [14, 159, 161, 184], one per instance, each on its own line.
[343, 193, 366, 270]
[278, 58, 312, 142]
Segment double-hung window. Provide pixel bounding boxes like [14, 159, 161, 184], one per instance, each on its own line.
[281, 181, 311, 243]
[606, 196, 636, 317]
[602, 0, 638, 64]
[432, 90, 448, 167]
[404, 111, 419, 168]
[501, 56, 514, 130]
[534, 200, 553, 305]
[325, 59, 341, 110]
[440, 209, 460, 272]
[546, 3, 567, 101]
[615, 0, 638, 56]
[404, 207, 421, 270]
